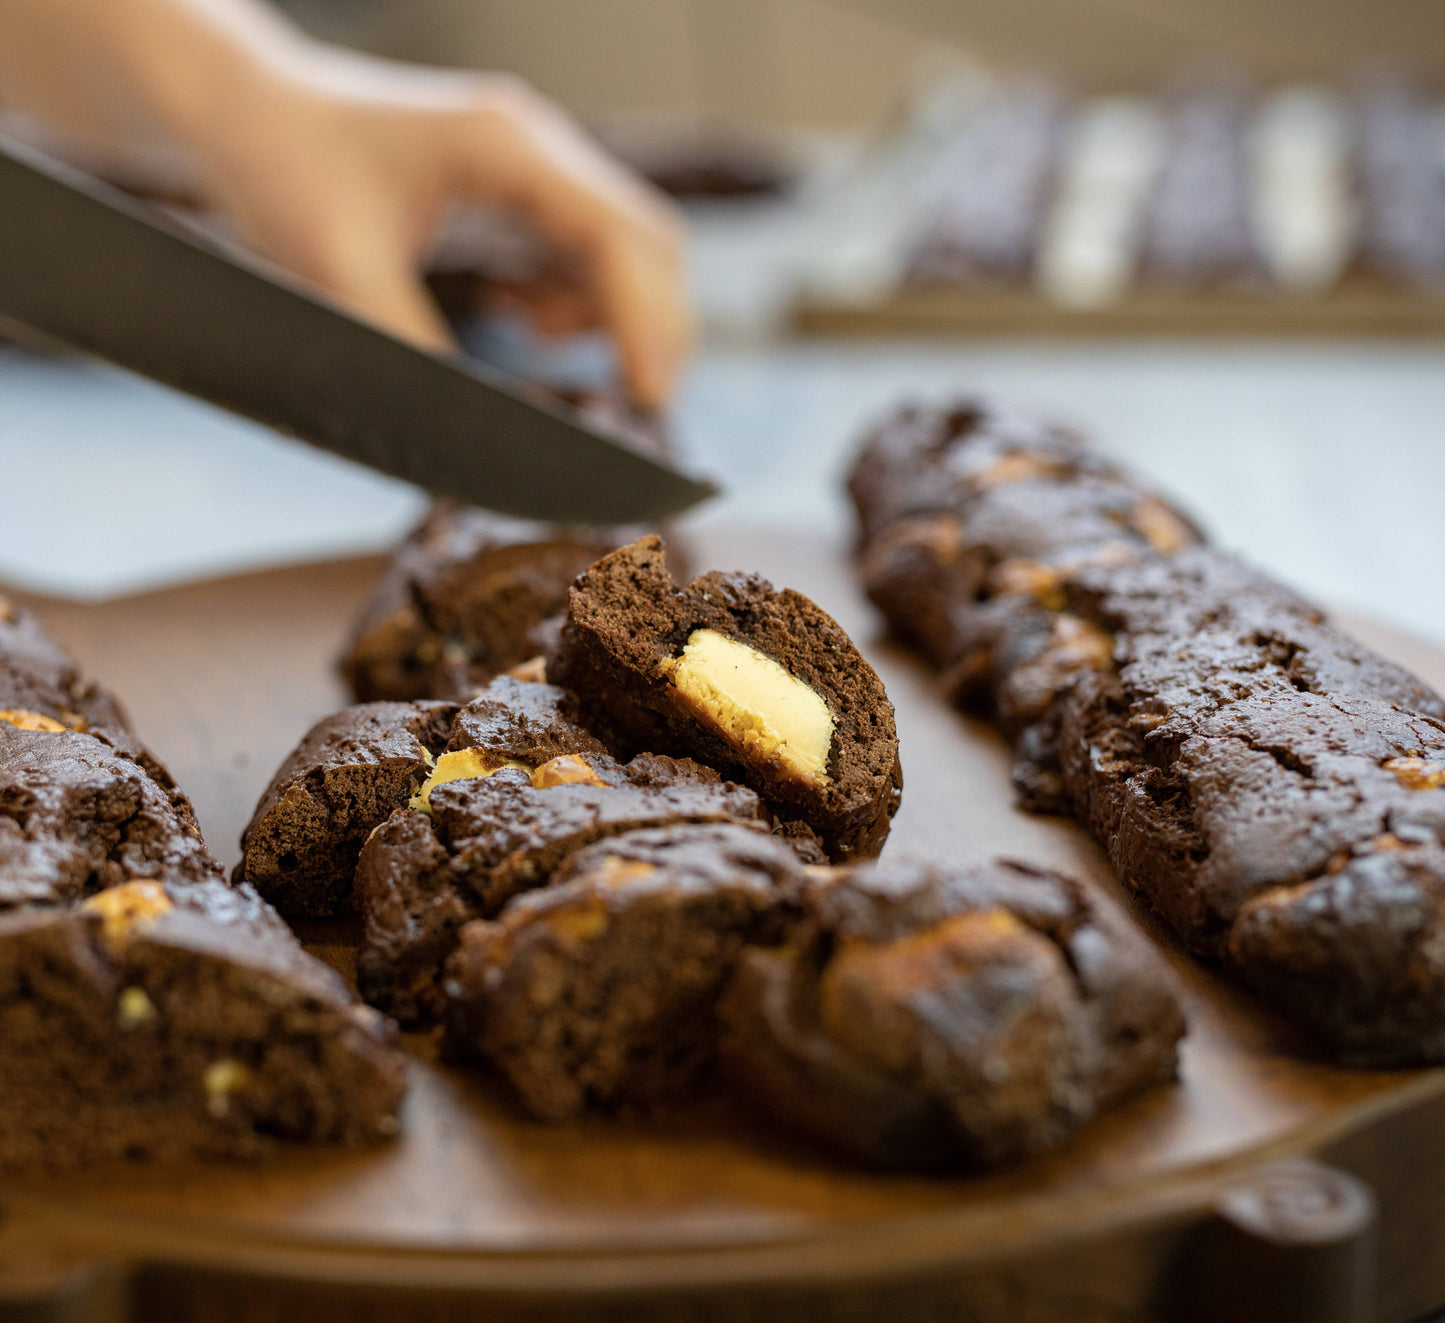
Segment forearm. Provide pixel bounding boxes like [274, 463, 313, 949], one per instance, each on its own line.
[0, 0, 308, 157]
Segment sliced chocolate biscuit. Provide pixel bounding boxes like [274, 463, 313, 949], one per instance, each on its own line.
[0, 877, 406, 1169]
[237, 678, 608, 917]
[237, 700, 458, 916]
[0, 723, 220, 911]
[548, 536, 902, 861]
[719, 858, 1184, 1169]
[0, 598, 195, 822]
[444, 822, 805, 1119]
[355, 750, 770, 1022]
[0, 716, 408, 1167]
[340, 502, 626, 703]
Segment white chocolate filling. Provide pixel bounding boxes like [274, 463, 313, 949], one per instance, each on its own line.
[661, 629, 834, 784]
[410, 747, 530, 812]
[1037, 97, 1162, 308]
[1250, 87, 1355, 293]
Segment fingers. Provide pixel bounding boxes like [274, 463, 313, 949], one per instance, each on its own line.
[595, 227, 690, 411]
[320, 242, 456, 352]
[224, 174, 457, 351]
[449, 78, 692, 408]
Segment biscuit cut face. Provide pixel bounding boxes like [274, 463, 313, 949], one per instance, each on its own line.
[548, 536, 901, 862]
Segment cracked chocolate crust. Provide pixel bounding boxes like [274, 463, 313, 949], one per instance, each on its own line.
[354, 752, 774, 1023]
[0, 724, 221, 910]
[339, 501, 630, 703]
[849, 399, 1445, 1064]
[338, 390, 682, 705]
[0, 737, 407, 1169]
[0, 606, 409, 1169]
[235, 678, 614, 918]
[718, 858, 1184, 1169]
[0, 595, 197, 826]
[547, 536, 903, 862]
[236, 700, 460, 917]
[443, 821, 807, 1120]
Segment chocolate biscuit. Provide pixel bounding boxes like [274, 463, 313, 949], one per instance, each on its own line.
[719, 858, 1184, 1169]
[340, 392, 681, 703]
[0, 597, 196, 822]
[547, 536, 902, 861]
[237, 678, 611, 920]
[354, 750, 769, 1022]
[906, 80, 1065, 286]
[1352, 76, 1445, 290]
[0, 724, 220, 910]
[849, 399, 1445, 1064]
[1139, 78, 1265, 288]
[0, 611, 409, 1168]
[444, 822, 806, 1119]
[340, 502, 626, 703]
[850, 398, 1200, 810]
[0, 877, 405, 1169]
[237, 700, 458, 916]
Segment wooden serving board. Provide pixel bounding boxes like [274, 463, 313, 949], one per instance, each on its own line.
[3, 527, 1445, 1323]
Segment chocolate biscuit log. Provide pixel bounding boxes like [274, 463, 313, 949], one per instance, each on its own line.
[849, 398, 1445, 1064]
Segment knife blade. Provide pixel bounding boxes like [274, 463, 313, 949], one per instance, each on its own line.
[0, 133, 717, 525]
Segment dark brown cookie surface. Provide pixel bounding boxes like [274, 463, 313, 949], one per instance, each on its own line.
[444, 821, 805, 1120]
[0, 598, 196, 822]
[237, 700, 458, 917]
[237, 678, 611, 918]
[355, 751, 770, 1022]
[547, 536, 902, 862]
[719, 858, 1184, 1169]
[0, 877, 405, 1170]
[340, 501, 627, 703]
[0, 610, 410, 1170]
[849, 398, 1445, 1064]
[0, 724, 221, 911]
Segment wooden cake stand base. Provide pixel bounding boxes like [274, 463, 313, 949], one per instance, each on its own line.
[3, 528, 1443, 1323]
